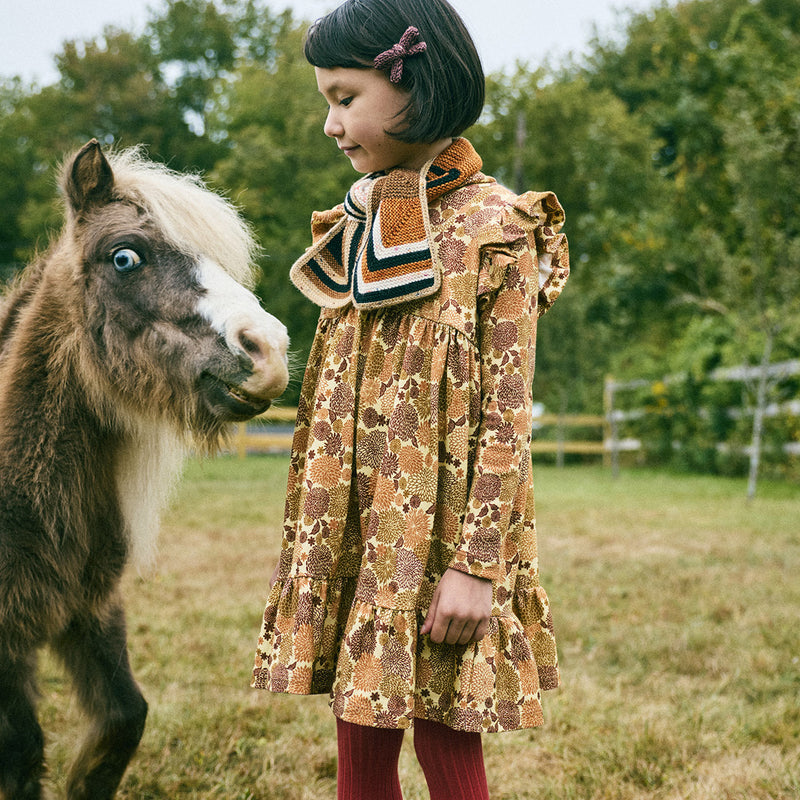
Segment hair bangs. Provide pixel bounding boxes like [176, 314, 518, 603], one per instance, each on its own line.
[304, 4, 377, 69]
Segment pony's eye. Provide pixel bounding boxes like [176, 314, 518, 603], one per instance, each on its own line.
[111, 247, 143, 273]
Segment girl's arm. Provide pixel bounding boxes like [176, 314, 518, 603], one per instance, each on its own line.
[448, 238, 539, 584]
[423, 195, 568, 647]
[449, 195, 568, 584]
[421, 568, 492, 645]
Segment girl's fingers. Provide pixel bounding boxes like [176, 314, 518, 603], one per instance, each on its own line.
[451, 616, 490, 645]
[432, 615, 489, 645]
[446, 619, 467, 646]
[421, 569, 492, 644]
[421, 592, 439, 636]
[427, 618, 490, 645]
[431, 616, 452, 644]
[454, 620, 475, 646]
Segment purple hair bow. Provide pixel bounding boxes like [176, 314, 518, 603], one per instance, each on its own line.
[373, 26, 427, 84]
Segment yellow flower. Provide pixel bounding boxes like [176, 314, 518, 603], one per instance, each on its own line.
[287, 665, 312, 692]
[403, 507, 431, 550]
[343, 695, 378, 726]
[493, 288, 526, 321]
[466, 660, 495, 697]
[480, 443, 514, 474]
[374, 477, 398, 511]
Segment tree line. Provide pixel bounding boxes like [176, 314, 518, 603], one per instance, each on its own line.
[1, 0, 798, 474]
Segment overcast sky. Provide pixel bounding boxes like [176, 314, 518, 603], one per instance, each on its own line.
[0, 0, 662, 84]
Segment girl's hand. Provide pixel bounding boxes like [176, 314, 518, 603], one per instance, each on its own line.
[268, 560, 280, 588]
[421, 568, 492, 645]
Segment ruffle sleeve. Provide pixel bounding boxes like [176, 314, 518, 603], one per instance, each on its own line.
[515, 190, 569, 317]
[475, 191, 568, 315]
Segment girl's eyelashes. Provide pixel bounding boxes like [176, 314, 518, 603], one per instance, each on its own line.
[321, 95, 353, 110]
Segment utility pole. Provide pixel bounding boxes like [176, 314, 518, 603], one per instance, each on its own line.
[513, 110, 527, 195]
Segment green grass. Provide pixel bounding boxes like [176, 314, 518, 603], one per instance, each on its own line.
[38, 457, 800, 799]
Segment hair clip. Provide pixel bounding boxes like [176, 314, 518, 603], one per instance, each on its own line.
[373, 26, 427, 84]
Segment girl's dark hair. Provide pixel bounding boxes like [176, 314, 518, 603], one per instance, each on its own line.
[304, 0, 485, 143]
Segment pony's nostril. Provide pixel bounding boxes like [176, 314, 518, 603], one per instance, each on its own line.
[230, 319, 289, 400]
[235, 323, 289, 367]
[239, 331, 263, 358]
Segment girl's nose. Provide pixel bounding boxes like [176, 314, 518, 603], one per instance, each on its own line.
[324, 108, 343, 138]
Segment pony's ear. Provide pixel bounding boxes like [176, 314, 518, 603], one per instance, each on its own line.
[65, 139, 114, 212]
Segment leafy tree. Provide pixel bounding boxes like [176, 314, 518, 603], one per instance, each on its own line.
[582, 1, 747, 324]
[584, 0, 800, 337]
[573, 0, 799, 479]
[210, 12, 355, 402]
[706, 8, 800, 494]
[0, 79, 38, 276]
[471, 67, 667, 412]
[0, 1, 280, 268]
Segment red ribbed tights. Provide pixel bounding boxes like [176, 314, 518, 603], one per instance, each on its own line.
[336, 717, 490, 800]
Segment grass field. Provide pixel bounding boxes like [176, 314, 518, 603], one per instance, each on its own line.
[38, 456, 799, 799]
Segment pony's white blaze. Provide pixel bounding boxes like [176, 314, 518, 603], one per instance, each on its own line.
[195, 257, 290, 399]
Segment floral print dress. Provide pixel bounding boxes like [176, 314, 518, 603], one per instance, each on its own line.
[253, 146, 569, 733]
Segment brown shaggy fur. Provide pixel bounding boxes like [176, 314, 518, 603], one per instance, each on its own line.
[0, 140, 288, 800]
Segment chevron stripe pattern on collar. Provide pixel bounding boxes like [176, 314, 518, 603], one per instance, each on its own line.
[291, 138, 483, 310]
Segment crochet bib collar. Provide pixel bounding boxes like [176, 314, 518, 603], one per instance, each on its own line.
[290, 137, 483, 310]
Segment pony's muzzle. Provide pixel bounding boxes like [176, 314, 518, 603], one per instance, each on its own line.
[233, 315, 290, 401]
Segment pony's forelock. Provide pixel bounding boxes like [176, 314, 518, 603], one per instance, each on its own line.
[106, 147, 259, 287]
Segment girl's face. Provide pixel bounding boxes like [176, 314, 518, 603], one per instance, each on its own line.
[315, 66, 450, 173]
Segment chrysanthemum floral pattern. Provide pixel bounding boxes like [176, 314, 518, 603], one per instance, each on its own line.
[253, 173, 568, 733]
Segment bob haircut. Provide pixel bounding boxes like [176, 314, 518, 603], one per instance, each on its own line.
[304, 0, 485, 143]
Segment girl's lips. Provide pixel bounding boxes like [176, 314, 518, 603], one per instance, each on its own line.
[341, 145, 360, 156]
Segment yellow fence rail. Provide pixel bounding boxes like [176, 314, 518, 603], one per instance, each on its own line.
[231, 361, 800, 471]
[230, 408, 621, 465]
[530, 413, 606, 455]
[229, 405, 297, 458]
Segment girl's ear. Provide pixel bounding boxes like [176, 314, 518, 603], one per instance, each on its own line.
[64, 139, 115, 213]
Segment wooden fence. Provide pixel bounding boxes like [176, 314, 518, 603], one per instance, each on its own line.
[229, 407, 625, 463]
[229, 405, 298, 458]
[230, 360, 799, 473]
[606, 359, 800, 451]
[605, 359, 800, 479]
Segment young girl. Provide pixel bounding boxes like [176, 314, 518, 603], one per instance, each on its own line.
[253, 1, 569, 796]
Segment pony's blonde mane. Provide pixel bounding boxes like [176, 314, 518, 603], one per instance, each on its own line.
[106, 147, 259, 288]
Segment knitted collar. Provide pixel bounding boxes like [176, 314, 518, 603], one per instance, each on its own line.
[290, 137, 483, 310]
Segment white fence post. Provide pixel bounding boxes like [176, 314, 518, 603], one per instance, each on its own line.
[604, 376, 619, 478]
[609, 358, 800, 479]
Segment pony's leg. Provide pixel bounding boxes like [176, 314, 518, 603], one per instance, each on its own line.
[52, 603, 147, 800]
[0, 649, 45, 800]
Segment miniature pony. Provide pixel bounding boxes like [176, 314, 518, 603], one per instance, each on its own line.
[0, 140, 289, 799]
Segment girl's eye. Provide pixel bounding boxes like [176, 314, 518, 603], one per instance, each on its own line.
[111, 247, 144, 273]
[340, 96, 353, 107]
